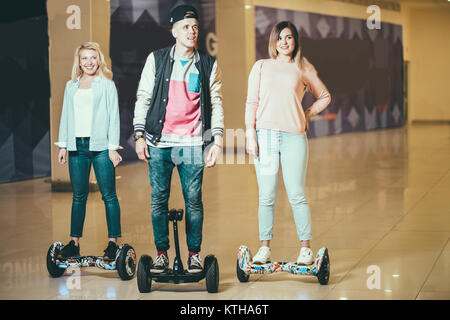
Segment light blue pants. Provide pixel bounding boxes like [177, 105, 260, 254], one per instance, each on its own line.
[254, 129, 312, 241]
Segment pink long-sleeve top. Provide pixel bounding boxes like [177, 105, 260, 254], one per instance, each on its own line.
[245, 59, 331, 134]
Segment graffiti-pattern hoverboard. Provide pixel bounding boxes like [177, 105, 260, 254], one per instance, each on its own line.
[236, 245, 330, 285]
[46, 242, 137, 281]
[137, 209, 219, 293]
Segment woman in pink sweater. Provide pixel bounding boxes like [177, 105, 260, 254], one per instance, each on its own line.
[245, 21, 331, 265]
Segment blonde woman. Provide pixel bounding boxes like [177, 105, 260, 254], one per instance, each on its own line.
[55, 42, 122, 260]
[245, 21, 331, 265]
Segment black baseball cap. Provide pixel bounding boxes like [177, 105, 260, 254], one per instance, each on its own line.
[169, 4, 199, 25]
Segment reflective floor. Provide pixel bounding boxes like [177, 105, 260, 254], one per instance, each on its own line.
[0, 123, 449, 300]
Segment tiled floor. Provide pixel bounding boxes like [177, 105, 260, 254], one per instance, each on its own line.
[0, 123, 449, 300]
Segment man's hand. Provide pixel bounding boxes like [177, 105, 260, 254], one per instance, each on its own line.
[206, 145, 221, 168]
[206, 135, 223, 168]
[135, 138, 150, 163]
[245, 129, 258, 159]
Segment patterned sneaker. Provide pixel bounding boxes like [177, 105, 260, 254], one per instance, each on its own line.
[150, 253, 169, 273]
[103, 241, 118, 261]
[187, 253, 203, 273]
[252, 246, 271, 264]
[296, 247, 314, 265]
[59, 240, 80, 259]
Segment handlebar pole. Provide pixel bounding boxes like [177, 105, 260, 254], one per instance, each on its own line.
[172, 218, 184, 273]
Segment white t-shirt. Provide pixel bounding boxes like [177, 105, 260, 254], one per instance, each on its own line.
[73, 88, 93, 137]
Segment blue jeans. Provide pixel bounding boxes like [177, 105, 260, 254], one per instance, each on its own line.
[68, 138, 121, 238]
[148, 145, 204, 252]
[254, 129, 312, 241]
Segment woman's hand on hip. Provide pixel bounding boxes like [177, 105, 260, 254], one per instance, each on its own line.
[305, 110, 312, 131]
[109, 150, 122, 167]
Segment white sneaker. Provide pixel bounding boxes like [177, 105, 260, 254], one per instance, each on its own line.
[296, 247, 314, 265]
[252, 246, 271, 264]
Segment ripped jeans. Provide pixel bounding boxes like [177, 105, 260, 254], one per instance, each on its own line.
[148, 145, 204, 253]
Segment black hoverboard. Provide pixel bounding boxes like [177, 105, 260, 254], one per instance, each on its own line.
[137, 209, 219, 293]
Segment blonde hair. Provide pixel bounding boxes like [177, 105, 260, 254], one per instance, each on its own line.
[71, 42, 112, 81]
[268, 21, 312, 71]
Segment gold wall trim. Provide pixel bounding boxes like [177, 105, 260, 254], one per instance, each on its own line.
[331, 0, 400, 11]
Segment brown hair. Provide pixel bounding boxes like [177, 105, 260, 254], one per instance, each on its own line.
[268, 21, 311, 70]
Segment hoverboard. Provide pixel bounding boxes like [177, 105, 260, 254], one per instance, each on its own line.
[46, 242, 136, 280]
[137, 209, 219, 293]
[236, 245, 330, 285]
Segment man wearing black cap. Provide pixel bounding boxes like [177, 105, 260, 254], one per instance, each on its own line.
[133, 4, 223, 274]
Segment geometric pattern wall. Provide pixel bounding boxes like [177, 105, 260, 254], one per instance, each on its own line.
[0, 7, 50, 183]
[254, 6, 405, 138]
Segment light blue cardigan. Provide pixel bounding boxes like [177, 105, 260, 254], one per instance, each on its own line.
[55, 76, 121, 151]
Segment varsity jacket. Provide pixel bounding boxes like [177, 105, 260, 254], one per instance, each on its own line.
[133, 45, 224, 146]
